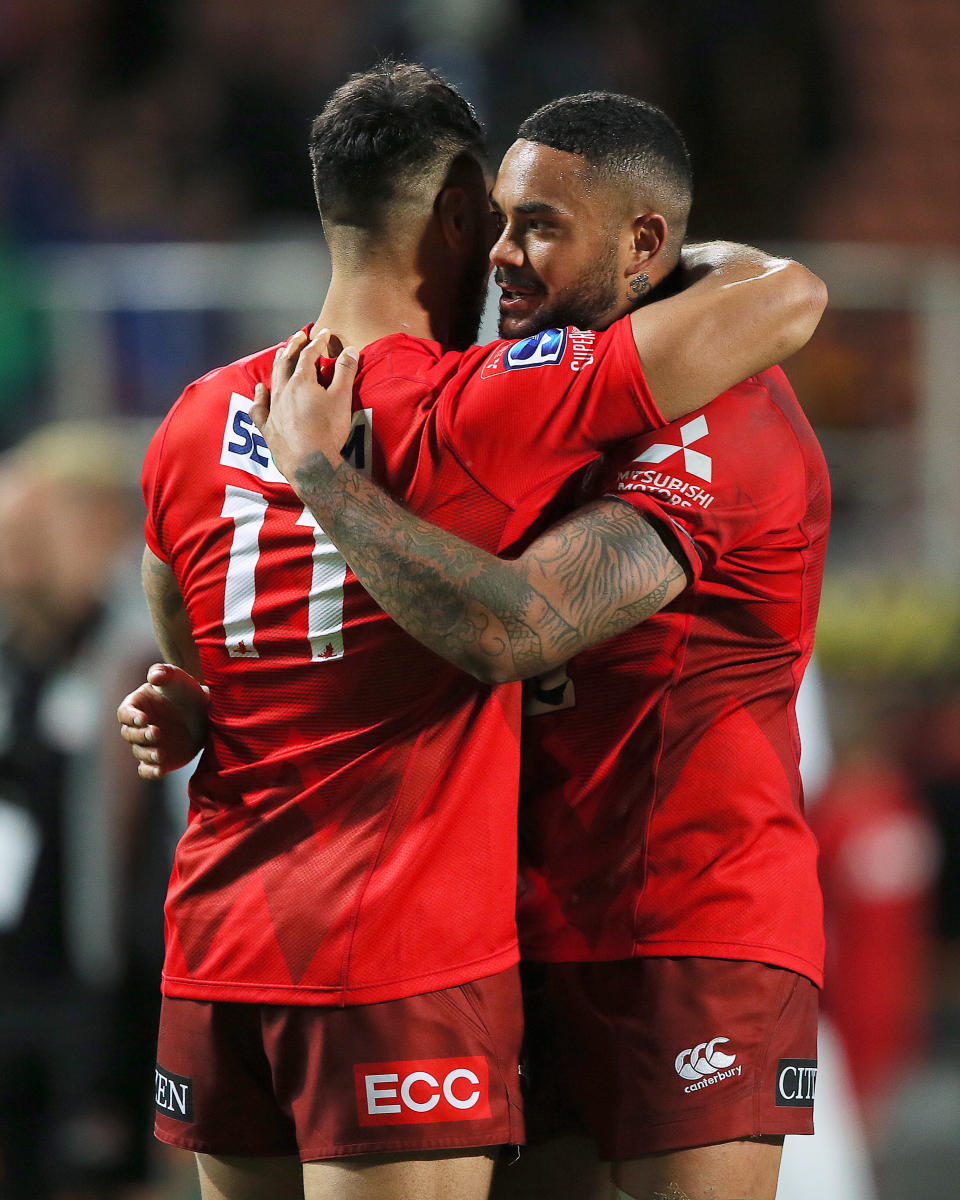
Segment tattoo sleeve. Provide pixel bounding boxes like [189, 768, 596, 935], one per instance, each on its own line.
[292, 454, 691, 684]
[141, 547, 205, 680]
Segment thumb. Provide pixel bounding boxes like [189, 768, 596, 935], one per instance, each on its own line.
[249, 381, 270, 432]
[147, 664, 210, 710]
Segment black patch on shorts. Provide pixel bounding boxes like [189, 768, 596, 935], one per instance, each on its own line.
[155, 1063, 194, 1122]
[775, 1059, 817, 1107]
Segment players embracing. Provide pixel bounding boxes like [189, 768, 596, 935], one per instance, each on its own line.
[119, 61, 828, 1200]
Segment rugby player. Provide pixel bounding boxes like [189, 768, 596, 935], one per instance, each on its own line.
[119, 67, 825, 1200]
[236, 96, 830, 1200]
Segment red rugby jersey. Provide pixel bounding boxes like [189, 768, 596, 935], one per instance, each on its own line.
[143, 318, 660, 1006]
[517, 367, 830, 986]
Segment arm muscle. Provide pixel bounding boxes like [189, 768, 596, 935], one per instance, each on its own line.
[632, 242, 827, 419]
[294, 454, 689, 684]
[140, 546, 204, 680]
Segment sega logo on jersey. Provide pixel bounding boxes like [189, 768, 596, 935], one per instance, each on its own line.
[220, 393, 286, 483]
[481, 328, 568, 378]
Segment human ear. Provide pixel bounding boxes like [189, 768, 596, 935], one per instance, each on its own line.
[436, 186, 470, 249]
[627, 211, 669, 271]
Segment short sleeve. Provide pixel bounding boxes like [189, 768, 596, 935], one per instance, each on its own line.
[437, 316, 666, 509]
[142, 407, 175, 562]
[142, 357, 259, 564]
[603, 376, 808, 578]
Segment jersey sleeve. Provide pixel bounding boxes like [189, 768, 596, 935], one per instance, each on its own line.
[142, 359, 258, 563]
[142, 403, 178, 563]
[602, 374, 809, 579]
[437, 316, 666, 509]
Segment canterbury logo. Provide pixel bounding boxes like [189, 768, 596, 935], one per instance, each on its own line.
[633, 414, 712, 482]
[675, 1036, 737, 1080]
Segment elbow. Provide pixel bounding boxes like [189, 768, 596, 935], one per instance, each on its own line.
[467, 658, 523, 686]
[480, 654, 569, 687]
[460, 648, 545, 686]
[778, 262, 828, 359]
[797, 262, 829, 324]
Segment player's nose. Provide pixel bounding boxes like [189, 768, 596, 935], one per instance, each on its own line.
[489, 227, 524, 270]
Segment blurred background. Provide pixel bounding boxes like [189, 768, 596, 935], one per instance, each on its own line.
[0, 0, 958, 1196]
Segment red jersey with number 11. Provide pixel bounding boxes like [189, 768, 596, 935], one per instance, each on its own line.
[143, 318, 661, 1006]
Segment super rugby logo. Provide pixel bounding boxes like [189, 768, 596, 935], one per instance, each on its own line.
[504, 327, 567, 369]
[354, 1056, 491, 1126]
[675, 1037, 742, 1094]
[481, 328, 570, 378]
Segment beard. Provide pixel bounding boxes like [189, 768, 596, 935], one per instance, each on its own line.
[496, 246, 621, 340]
[450, 249, 492, 350]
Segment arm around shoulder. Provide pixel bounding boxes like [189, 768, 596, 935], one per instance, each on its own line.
[630, 242, 828, 422]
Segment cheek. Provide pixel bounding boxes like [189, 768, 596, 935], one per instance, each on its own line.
[527, 242, 573, 292]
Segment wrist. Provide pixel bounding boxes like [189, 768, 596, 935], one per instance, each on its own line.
[292, 449, 355, 512]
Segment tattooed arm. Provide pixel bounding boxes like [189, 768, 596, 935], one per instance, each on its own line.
[300, 469, 686, 682]
[251, 337, 690, 685]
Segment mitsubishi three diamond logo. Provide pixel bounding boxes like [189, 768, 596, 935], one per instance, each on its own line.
[633, 415, 712, 482]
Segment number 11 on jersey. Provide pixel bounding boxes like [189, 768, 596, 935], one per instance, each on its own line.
[219, 407, 371, 662]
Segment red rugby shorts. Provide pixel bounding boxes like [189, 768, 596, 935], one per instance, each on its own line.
[518, 957, 818, 1159]
[154, 967, 524, 1160]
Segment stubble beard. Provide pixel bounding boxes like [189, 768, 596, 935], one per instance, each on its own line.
[497, 246, 622, 340]
[451, 255, 492, 350]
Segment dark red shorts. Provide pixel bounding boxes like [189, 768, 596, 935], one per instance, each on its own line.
[519, 957, 818, 1159]
[154, 968, 524, 1161]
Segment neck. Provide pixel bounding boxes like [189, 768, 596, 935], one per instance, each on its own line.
[312, 255, 458, 350]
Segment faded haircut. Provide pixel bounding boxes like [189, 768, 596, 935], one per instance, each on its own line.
[518, 92, 693, 239]
[309, 60, 487, 232]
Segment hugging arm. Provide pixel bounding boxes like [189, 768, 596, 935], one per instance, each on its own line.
[632, 241, 827, 419]
[254, 243, 824, 683]
[253, 341, 690, 685]
[140, 546, 204, 679]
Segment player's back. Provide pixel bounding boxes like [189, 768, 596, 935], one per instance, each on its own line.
[145, 333, 526, 1007]
[145, 318, 666, 1008]
[517, 367, 830, 985]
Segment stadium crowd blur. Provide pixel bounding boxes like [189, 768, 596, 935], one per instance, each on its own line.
[0, 1, 958, 1197]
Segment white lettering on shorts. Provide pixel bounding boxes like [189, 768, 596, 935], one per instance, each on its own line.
[155, 1063, 194, 1122]
[675, 1036, 742, 1094]
[354, 1056, 491, 1126]
[776, 1059, 817, 1107]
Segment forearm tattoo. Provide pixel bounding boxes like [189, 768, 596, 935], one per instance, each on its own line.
[294, 455, 688, 681]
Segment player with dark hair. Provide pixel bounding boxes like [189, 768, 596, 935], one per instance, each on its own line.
[307, 61, 492, 352]
[229, 91, 830, 1200]
[119, 67, 825, 1200]
[496, 92, 694, 339]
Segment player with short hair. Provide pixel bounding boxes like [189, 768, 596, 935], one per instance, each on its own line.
[120, 66, 825, 1200]
[494, 92, 695, 341]
[241, 92, 830, 1200]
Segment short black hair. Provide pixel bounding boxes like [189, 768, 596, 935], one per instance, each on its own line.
[309, 60, 487, 230]
[518, 92, 692, 230]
